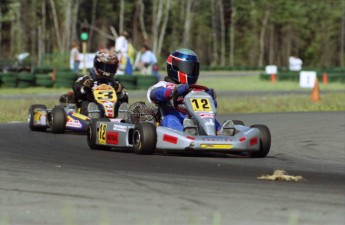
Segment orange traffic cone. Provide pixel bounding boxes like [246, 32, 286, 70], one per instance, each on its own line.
[271, 74, 277, 84]
[311, 78, 321, 102]
[322, 72, 328, 85]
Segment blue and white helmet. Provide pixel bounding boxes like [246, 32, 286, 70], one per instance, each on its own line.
[166, 48, 199, 84]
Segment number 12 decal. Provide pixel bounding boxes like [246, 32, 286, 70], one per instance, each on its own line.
[98, 123, 107, 144]
[190, 98, 212, 112]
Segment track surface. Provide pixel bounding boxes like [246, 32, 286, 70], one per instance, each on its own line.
[0, 112, 344, 225]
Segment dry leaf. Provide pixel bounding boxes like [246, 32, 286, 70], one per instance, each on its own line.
[257, 169, 305, 182]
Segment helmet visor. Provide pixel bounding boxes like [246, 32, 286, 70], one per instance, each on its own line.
[172, 58, 199, 75]
[95, 60, 117, 75]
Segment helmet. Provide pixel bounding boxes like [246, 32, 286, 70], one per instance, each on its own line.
[166, 48, 199, 84]
[93, 49, 119, 80]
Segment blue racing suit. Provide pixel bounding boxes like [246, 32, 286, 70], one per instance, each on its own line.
[147, 80, 221, 132]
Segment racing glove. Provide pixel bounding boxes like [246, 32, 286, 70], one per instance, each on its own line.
[81, 78, 94, 94]
[115, 82, 129, 103]
[172, 84, 190, 97]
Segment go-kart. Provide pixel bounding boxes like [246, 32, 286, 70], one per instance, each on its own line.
[28, 84, 126, 134]
[87, 84, 271, 158]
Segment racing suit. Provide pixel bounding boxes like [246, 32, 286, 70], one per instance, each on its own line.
[73, 69, 128, 116]
[147, 78, 220, 132]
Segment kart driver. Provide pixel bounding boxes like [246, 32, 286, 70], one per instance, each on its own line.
[73, 48, 128, 116]
[147, 48, 231, 134]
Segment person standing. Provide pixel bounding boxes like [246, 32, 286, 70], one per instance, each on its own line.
[134, 44, 158, 75]
[115, 31, 129, 73]
[70, 42, 80, 75]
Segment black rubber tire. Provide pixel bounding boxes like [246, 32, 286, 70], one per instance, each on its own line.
[28, 104, 47, 131]
[132, 122, 156, 154]
[51, 106, 66, 134]
[249, 124, 271, 158]
[87, 118, 111, 150]
[233, 120, 245, 125]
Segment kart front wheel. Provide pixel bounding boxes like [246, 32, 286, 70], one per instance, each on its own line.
[249, 124, 271, 158]
[132, 122, 156, 154]
[51, 106, 66, 134]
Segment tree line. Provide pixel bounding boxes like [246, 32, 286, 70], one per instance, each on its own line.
[0, 0, 344, 68]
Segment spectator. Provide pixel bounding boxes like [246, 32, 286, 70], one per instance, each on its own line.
[134, 44, 158, 75]
[289, 53, 303, 71]
[70, 42, 80, 75]
[115, 31, 129, 73]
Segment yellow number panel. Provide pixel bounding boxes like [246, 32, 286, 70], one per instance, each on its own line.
[98, 123, 107, 145]
[190, 98, 212, 112]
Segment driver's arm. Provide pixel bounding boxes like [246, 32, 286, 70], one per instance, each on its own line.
[149, 87, 173, 103]
[73, 76, 92, 99]
[150, 84, 189, 103]
[112, 81, 128, 103]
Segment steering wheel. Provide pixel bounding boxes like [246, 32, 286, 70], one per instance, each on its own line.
[172, 84, 209, 114]
[188, 84, 209, 92]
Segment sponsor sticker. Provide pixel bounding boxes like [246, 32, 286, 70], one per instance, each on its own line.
[66, 117, 82, 128]
[71, 112, 89, 121]
[205, 119, 215, 126]
[201, 137, 233, 142]
[199, 113, 214, 118]
[200, 144, 233, 149]
[163, 134, 178, 144]
[106, 131, 119, 145]
[112, 124, 127, 132]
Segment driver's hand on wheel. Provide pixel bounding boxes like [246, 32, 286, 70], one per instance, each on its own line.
[83, 79, 94, 89]
[172, 84, 190, 97]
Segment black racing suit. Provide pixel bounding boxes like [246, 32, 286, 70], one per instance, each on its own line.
[72, 70, 128, 117]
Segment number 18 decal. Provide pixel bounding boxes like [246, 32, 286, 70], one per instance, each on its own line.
[98, 123, 107, 144]
[190, 98, 212, 112]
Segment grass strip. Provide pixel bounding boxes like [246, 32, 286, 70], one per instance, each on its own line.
[1, 93, 344, 123]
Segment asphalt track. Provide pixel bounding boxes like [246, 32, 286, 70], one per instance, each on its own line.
[0, 112, 344, 225]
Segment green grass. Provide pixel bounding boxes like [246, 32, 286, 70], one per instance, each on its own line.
[217, 93, 345, 113]
[198, 75, 345, 91]
[0, 75, 343, 95]
[1, 93, 344, 123]
[0, 87, 71, 95]
[0, 75, 344, 122]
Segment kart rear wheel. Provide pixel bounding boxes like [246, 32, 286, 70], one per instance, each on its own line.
[87, 118, 111, 150]
[51, 106, 66, 134]
[249, 124, 271, 158]
[233, 120, 245, 125]
[28, 104, 47, 131]
[132, 122, 156, 154]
